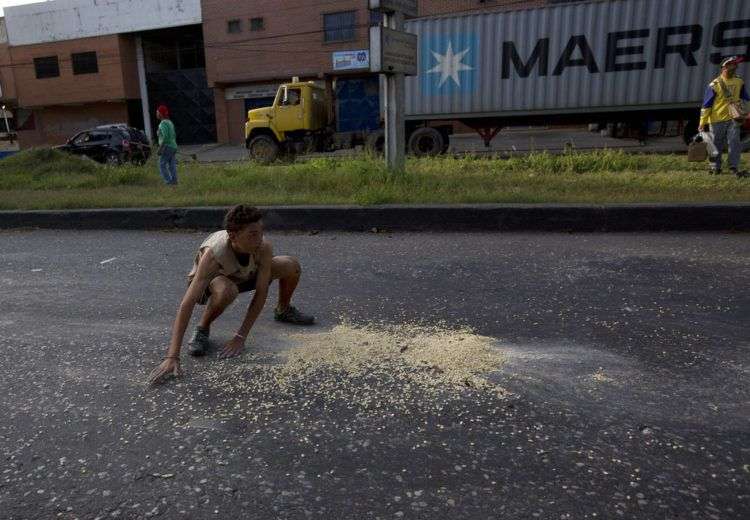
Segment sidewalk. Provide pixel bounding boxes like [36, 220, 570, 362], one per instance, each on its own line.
[179, 143, 246, 163]
[180, 129, 692, 164]
[1, 204, 748, 232]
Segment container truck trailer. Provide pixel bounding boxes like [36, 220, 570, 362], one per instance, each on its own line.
[245, 0, 750, 160]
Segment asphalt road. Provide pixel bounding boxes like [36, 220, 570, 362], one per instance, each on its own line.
[1, 230, 748, 520]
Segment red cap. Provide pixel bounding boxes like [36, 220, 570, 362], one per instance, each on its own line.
[721, 56, 745, 68]
[157, 105, 169, 118]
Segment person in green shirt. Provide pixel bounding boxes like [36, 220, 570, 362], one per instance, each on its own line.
[156, 105, 178, 185]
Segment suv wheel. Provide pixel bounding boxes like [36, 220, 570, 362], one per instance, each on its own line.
[105, 152, 122, 166]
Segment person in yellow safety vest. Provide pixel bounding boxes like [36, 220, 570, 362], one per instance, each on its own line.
[700, 56, 750, 178]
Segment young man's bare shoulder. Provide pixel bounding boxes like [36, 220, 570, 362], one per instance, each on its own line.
[196, 247, 221, 275]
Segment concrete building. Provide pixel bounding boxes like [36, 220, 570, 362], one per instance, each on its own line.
[0, 17, 17, 135]
[0, 0, 212, 148]
[0, 0, 590, 148]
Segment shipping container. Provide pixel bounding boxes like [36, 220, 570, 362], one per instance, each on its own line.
[403, 0, 750, 149]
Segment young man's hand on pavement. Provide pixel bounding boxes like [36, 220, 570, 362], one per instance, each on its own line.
[219, 336, 245, 358]
[148, 357, 181, 385]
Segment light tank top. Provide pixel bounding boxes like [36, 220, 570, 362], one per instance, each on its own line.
[188, 230, 257, 283]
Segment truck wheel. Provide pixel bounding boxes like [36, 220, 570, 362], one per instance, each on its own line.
[408, 127, 444, 156]
[247, 135, 279, 164]
[365, 130, 385, 155]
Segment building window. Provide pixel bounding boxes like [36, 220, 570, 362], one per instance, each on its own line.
[34, 56, 60, 79]
[227, 19, 242, 34]
[250, 17, 264, 31]
[324, 11, 356, 42]
[71, 51, 98, 75]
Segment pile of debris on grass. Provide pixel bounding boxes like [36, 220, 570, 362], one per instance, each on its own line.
[1, 147, 102, 178]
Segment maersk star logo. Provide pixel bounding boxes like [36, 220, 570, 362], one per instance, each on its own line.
[421, 33, 478, 94]
[427, 41, 474, 88]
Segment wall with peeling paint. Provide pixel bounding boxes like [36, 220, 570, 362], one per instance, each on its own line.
[0, 18, 8, 44]
[4, 0, 202, 46]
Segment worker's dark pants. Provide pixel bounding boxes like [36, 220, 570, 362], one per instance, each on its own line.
[710, 120, 741, 171]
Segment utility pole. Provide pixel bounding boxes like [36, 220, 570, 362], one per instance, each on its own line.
[369, 0, 418, 171]
[135, 36, 153, 143]
[383, 11, 406, 171]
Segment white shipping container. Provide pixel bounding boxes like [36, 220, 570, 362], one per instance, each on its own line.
[405, 0, 750, 120]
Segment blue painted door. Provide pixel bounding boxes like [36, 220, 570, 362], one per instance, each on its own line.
[335, 77, 380, 133]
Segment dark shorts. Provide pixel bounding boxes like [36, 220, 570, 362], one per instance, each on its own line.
[190, 276, 258, 306]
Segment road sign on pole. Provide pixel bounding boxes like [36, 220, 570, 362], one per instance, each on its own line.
[369, 26, 418, 75]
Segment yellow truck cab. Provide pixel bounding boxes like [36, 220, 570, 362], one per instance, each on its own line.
[245, 80, 329, 162]
[243, 77, 448, 162]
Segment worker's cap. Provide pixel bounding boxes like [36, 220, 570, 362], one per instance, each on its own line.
[721, 56, 745, 68]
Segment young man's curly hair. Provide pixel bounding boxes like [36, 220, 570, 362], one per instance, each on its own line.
[223, 205, 263, 232]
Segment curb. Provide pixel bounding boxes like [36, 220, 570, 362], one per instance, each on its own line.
[1, 204, 749, 232]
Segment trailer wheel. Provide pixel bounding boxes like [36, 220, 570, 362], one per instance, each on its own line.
[365, 130, 385, 155]
[408, 127, 444, 156]
[247, 135, 279, 164]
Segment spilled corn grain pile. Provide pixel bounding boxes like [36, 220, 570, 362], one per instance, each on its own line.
[279, 322, 505, 394]
[170, 322, 507, 428]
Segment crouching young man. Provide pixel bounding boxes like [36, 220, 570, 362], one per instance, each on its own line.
[149, 205, 314, 384]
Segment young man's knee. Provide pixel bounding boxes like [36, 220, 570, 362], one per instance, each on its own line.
[287, 256, 302, 276]
[274, 255, 301, 276]
[213, 284, 239, 305]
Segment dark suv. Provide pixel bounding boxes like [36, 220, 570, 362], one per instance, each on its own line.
[57, 124, 151, 165]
